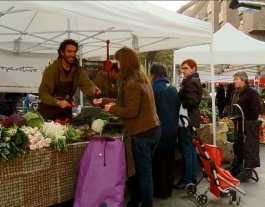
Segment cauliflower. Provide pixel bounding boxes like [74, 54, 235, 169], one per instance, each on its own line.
[91, 119, 105, 133]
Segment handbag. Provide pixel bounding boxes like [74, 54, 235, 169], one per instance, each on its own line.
[178, 104, 189, 127]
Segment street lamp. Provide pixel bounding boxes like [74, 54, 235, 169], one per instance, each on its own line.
[229, 0, 265, 13]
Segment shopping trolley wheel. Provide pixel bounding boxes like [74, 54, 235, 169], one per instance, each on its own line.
[236, 195, 241, 205]
[185, 183, 197, 196]
[195, 194, 209, 207]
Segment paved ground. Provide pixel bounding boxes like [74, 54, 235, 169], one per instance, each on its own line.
[131, 146, 265, 207]
[51, 147, 265, 207]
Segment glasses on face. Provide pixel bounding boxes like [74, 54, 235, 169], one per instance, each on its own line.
[181, 67, 190, 71]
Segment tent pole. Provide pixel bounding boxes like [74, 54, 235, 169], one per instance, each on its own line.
[67, 18, 70, 39]
[209, 44, 216, 146]
[79, 45, 84, 107]
[173, 52, 176, 85]
[258, 74, 260, 93]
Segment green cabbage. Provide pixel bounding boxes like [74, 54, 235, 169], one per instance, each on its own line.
[23, 110, 44, 129]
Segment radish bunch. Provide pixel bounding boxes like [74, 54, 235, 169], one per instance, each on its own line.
[20, 126, 52, 150]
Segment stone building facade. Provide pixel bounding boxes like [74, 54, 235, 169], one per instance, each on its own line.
[179, 0, 265, 41]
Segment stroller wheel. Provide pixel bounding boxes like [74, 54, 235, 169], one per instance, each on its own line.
[195, 194, 209, 207]
[185, 183, 197, 196]
[236, 195, 241, 205]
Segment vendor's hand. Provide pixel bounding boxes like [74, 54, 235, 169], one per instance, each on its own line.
[104, 103, 115, 112]
[56, 100, 71, 109]
[93, 98, 102, 105]
[93, 87, 101, 95]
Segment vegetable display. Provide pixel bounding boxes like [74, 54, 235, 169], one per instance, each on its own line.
[259, 116, 265, 144]
[0, 115, 13, 128]
[0, 110, 102, 161]
[23, 110, 44, 129]
[41, 122, 68, 152]
[9, 114, 27, 127]
[21, 126, 52, 150]
[199, 100, 219, 124]
[91, 119, 106, 133]
[0, 125, 27, 161]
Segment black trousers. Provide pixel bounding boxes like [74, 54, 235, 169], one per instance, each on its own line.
[233, 120, 261, 168]
[152, 148, 175, 198]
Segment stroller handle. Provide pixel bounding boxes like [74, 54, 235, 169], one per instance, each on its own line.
[179, 115, 193, 128]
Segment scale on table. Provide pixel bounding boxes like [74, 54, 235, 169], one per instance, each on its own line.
[80, 106, 101, 119]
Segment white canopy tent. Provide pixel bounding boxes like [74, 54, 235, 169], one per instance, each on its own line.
[0, 1, 212, 56]
[174, 23, 265, 79]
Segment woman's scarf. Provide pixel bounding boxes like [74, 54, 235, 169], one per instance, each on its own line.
[231, 85, 246, 114]
[117, 78, 124, 107]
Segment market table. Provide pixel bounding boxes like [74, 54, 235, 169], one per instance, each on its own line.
[0, 139, 135, 207]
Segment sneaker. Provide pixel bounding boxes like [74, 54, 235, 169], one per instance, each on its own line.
[173, 182, 187, 189]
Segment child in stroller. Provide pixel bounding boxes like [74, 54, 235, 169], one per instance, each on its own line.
[179, 115, 246, 207]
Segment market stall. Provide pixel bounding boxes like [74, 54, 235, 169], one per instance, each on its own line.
[0, 112, 135, 207]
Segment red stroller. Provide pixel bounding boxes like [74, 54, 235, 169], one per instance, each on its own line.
[179, 115, 246, 207]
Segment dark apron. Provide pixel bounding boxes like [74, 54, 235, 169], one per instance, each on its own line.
[108, 81, 118, 99]
[38, 71, 74, 120]
[95, 78, 117, 99]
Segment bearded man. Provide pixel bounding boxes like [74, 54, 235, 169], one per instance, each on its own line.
[38, 39, 100, 121]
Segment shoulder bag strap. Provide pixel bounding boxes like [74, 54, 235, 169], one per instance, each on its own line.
[155, 83, 170, 102]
